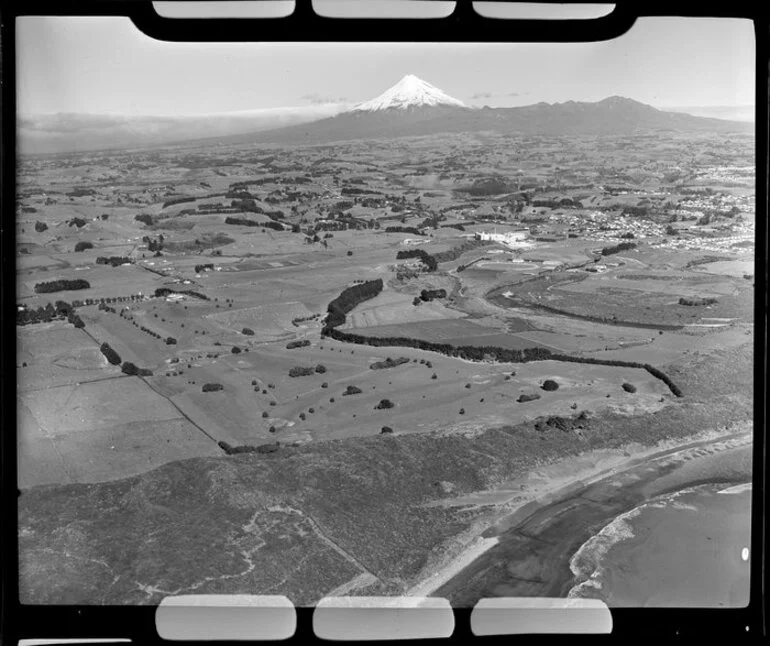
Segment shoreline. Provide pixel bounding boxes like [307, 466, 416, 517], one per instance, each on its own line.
[405, 422, 752, 600]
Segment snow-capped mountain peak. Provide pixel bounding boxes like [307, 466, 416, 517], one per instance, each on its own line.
[350, 74, 466, 112]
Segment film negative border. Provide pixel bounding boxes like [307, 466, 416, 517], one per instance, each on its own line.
[1, 1, 767, 645]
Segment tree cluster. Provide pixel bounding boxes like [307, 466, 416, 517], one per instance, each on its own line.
[34, 279, 90, 294]
[419, 288, 447, 303]
[323, 278, 384, 331]
[96, 256, 132, 266]
[601, 241, 637, 256]
[370, 357, 410, 370]
[288, 366, 315, 377]
[135, 214, 154, 226]
[395, 249, 437, 272]
[100, 343, 122, 365]
[678, 297, 718, 306]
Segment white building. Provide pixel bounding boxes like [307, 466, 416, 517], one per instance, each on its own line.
[475, 229, 529, 246]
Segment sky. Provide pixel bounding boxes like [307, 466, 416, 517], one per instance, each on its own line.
[15, 11, 755, 152]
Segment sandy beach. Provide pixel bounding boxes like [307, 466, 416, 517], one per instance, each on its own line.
[405, 422, 752, 605]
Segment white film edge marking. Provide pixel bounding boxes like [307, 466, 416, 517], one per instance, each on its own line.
[471, 597, 613, 635]
[155, 595, 295, 641]
[313, 596, 455, 641]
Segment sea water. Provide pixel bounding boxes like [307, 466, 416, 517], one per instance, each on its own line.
[567, 483, 752, 607]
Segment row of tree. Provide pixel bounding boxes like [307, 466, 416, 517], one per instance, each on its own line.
[154, 287, 209, 300]
[318, 280, 683, 397]
[385, 226, 424, 236]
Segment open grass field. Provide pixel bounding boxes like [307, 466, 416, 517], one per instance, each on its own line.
[17, 375, 220, 487]
[343, 288, 465, 328]
[206, 302, 313, 341]
[17, 264, 164, 307]
[17, 323, 121, 390]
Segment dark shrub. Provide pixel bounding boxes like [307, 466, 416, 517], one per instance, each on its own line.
[289, 366, 314, 377]
[251, 380, 258, 385]
[262, 411, 269, 418]
[34, 221, 48, 233]
[100, 343, 122, 365]
[166, 337, 177, 345]
[375, 399, 394, 410]
[678, 297, 718, 306]
[232, 346, 242, 354]
[269, 426, 277, 433]
[74, 241, 93, 252]
[459, 408, 465, 415]
[541, 379, 559, 391]
[380, 426, 394, 434]
[465, 383, 471, 389]
[347, 250, 353, 256]
[321, 382, 328, 388]
[242, 327, 255, 336]
[431, 373, 437, 380]
[517, 393, 541, 403]
[315, 364, 327, 374]
[343, 385, 362, 395]
[121, 362, 139, 376]
[286, 339, 311, 349]
[299, 413, 306, 421]
[202, 383, 224, 392]
[622, 382, 638, 393]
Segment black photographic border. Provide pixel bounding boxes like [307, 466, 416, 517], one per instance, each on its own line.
[1, 1, 766, 643]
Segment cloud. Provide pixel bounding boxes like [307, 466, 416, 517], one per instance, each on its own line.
[301, 92, 349, 105]
[17, 104, 350, 154]
[470, 91, 527, 100]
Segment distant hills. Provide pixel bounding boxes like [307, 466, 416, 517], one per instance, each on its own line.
[218, 93, 752, 147]
[18, 74, 752, 155]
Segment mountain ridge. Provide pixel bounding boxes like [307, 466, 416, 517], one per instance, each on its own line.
[203, 76, 750, 146]
[210, 94, 751, 147]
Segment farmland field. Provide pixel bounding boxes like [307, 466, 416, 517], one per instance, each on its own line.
[15, 122, 755, 610]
